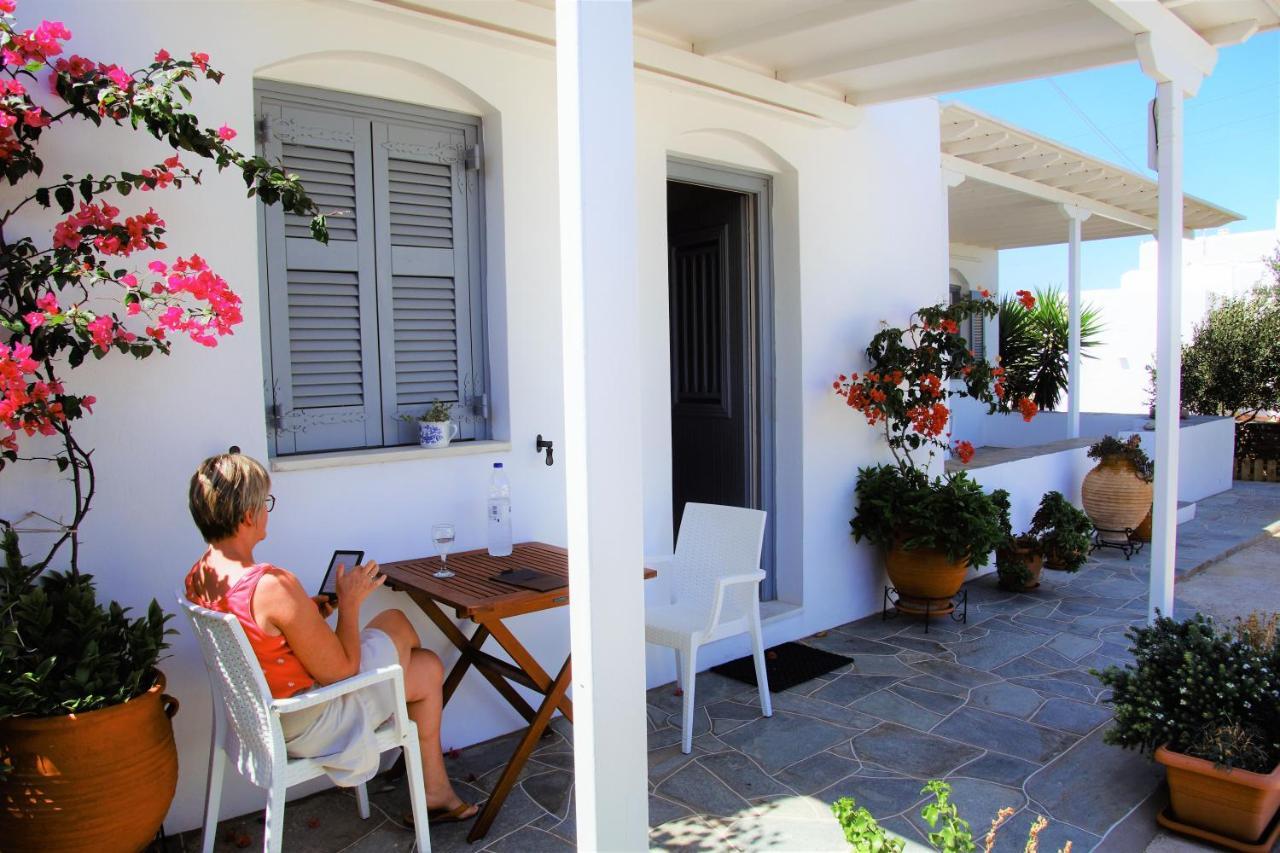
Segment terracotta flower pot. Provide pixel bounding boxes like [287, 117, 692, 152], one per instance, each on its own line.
[884, 545, 968, 616]
[1155, 745, 1280, 845]
[998, 545, 1043, 591]
[0, 672, 179, 853]
[1082, 457, 1153, 544]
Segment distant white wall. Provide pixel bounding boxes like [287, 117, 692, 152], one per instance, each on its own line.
[1081, 218, 1279, 414]
[1, 1, 949, 833]
[1124, 417, 1235, 504]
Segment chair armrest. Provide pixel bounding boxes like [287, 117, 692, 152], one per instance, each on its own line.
[269, 664, 404, 715]
[706, 570, 766, 634]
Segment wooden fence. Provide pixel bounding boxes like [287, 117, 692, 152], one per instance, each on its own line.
[1235, 421, 1280, 482]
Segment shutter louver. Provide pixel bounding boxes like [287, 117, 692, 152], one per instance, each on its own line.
[373, 121, 478, 443]
[261, 100, 383, 454]
[969, 289, 986, 358]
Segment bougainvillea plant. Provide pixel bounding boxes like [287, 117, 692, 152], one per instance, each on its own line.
[0, 2, 325, 579]
[834, 292, 1037, 468]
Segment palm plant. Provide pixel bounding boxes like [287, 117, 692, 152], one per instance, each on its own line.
[998, 287, 1104, 410]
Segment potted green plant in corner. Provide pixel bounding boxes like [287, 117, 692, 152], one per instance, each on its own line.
[402, 398, 460, 448]
[992, 490, 1043, 592]
[1082, 435, 1154, 545]
[0, 8, 326, 850]
[1094, 613, 1280, 850]
[1030, 490, 1091, 572]
[837, 292, 1040, 616]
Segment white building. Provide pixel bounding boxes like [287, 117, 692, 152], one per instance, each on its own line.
[1081, 208, 1280, 413]
[2, 1, 1275, 846]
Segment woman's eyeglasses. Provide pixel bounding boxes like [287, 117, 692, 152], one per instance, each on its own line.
[265, 494, 276, 513]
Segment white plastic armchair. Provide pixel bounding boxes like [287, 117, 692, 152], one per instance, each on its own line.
[177, 595, 431, 853]
[644, 503, 772, 753]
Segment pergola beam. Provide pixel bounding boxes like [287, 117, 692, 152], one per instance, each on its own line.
[942, 133, 1011, 156]
[695, 0, 902, 56]
[943, 154, 1156, 232]
[780, 5, 1084, 82]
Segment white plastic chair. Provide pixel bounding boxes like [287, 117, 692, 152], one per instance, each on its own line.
[644, 503, 772, 753]
[177, 595, 431, 853]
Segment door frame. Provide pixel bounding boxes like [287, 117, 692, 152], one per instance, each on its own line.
[666, 158, 777, 600]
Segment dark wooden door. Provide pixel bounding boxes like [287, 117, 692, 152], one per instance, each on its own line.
[668, 181, 749, 534]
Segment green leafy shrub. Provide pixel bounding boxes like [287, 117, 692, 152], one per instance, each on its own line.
[1094, 612, 1280, 772]
[851, 465, 1007, 567]
[0, 529, 173, 717]
[1030, 491, 1091, 572]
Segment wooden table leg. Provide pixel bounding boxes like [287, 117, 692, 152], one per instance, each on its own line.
[480, 615, 575, 723]
[406, 591, 538, 723]
[467, 657, 573, 843]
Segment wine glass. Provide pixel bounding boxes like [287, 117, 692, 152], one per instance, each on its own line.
[431, 523, 456, 579]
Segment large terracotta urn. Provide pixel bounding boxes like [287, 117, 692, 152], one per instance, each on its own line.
[1081, 457, 1153, 544]
[884, 545, 968, 616]
[0, 672, 179, 853]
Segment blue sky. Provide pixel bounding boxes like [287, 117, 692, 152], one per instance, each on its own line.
[944, 29, 1279, 291]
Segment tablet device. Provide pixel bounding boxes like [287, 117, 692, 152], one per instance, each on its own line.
[320, 550, 364, 599]
[491, 567, 566, 593]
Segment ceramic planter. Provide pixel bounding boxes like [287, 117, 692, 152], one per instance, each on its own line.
[997, 545, 1043, 591]
[0, 672, 179, 853]
[1135, 505, 1154, 542]
[1082, 456, 1153, 543]
[1155, 745, 1280, 847]
[418, 419, 460, 448]
[884, 545, 968, 616]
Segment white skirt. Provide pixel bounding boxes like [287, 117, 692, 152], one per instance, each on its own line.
[279, 627, 401, 787]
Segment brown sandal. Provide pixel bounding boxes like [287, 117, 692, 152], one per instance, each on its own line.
[402, 802, 479, 827]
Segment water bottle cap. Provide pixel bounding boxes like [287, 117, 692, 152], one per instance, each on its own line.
[494, 462, 503, 468]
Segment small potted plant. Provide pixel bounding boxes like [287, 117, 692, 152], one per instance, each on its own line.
[403, 399, 459, 448]
[1095, 613, 1280, 848]
[1029, 491, 1091, 571]
[1082, 435, 1154, 544]
[992, 491, 1044, 592]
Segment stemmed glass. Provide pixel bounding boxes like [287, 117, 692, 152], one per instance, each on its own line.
[431, 523, 456, 579]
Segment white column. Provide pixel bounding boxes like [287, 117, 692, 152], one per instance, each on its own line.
[1060, 205, 1091, 438]
[1149, 79, 1184, 623]
[555, 1, 649, 849]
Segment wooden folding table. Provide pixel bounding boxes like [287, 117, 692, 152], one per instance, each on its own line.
[380, 542, 656, 843]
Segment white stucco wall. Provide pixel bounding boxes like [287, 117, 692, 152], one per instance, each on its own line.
[0, 1, 948, 833]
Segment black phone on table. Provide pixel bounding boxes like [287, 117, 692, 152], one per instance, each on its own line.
[319, 550, 364, 600]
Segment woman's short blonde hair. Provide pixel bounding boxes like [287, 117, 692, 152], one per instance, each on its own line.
[188, 453, 271, 542]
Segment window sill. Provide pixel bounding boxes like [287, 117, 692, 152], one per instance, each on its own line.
[271, 440, 512, 473]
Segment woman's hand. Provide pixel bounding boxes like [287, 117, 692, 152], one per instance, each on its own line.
[335, 560, 384, 611]
[310, 595, 335, 619]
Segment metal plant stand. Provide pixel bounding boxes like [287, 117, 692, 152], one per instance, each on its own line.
[1089, 525, 1144, 560]
[882, 586, 967, 634]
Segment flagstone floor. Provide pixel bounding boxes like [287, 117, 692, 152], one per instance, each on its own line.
[174, 484, 1280, 853]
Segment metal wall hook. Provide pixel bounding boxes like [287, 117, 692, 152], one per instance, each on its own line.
[536, 435, 554, 466]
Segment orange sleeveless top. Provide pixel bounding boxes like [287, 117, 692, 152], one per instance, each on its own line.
[186, 559, 315, 698]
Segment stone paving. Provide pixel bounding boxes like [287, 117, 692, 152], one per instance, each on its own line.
[175, 484, 1280, 853]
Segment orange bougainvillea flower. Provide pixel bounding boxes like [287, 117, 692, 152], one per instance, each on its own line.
[979, 287, 991, 298]
[954, 440, 975, 463]
[939, 318, 959, 335]
[1018, 396, 1038, 421]
[1015, 289, 1036, 310]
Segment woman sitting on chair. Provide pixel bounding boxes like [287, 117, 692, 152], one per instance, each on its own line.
[184, 452, 477, 825]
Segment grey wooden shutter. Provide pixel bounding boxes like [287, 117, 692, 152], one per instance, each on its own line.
[370, 119, 479, 443]
[969, 289, 986, 358]
[260, 101, 384, 454]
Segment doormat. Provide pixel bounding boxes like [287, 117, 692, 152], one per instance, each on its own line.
[711, 641, 853, 693]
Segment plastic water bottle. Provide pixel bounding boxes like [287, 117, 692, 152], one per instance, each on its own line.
[487, 462, 512, 557]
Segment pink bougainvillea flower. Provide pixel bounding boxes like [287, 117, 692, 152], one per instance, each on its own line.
[103, 65, 132, 89]
[23, 311, 44, 330]
[0, 1, 16, 15]
[82, 395, 96, 413]
[154, 48, 170, 62]
[163, 154, 181, 169]
[216, 123, 236, 141]
[86, 315, 116, 351]
[21, 106, 49, 127]
[36, 291, 58, 312]
[147, 260, 168, 274]
[191, 51, 209, 71]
